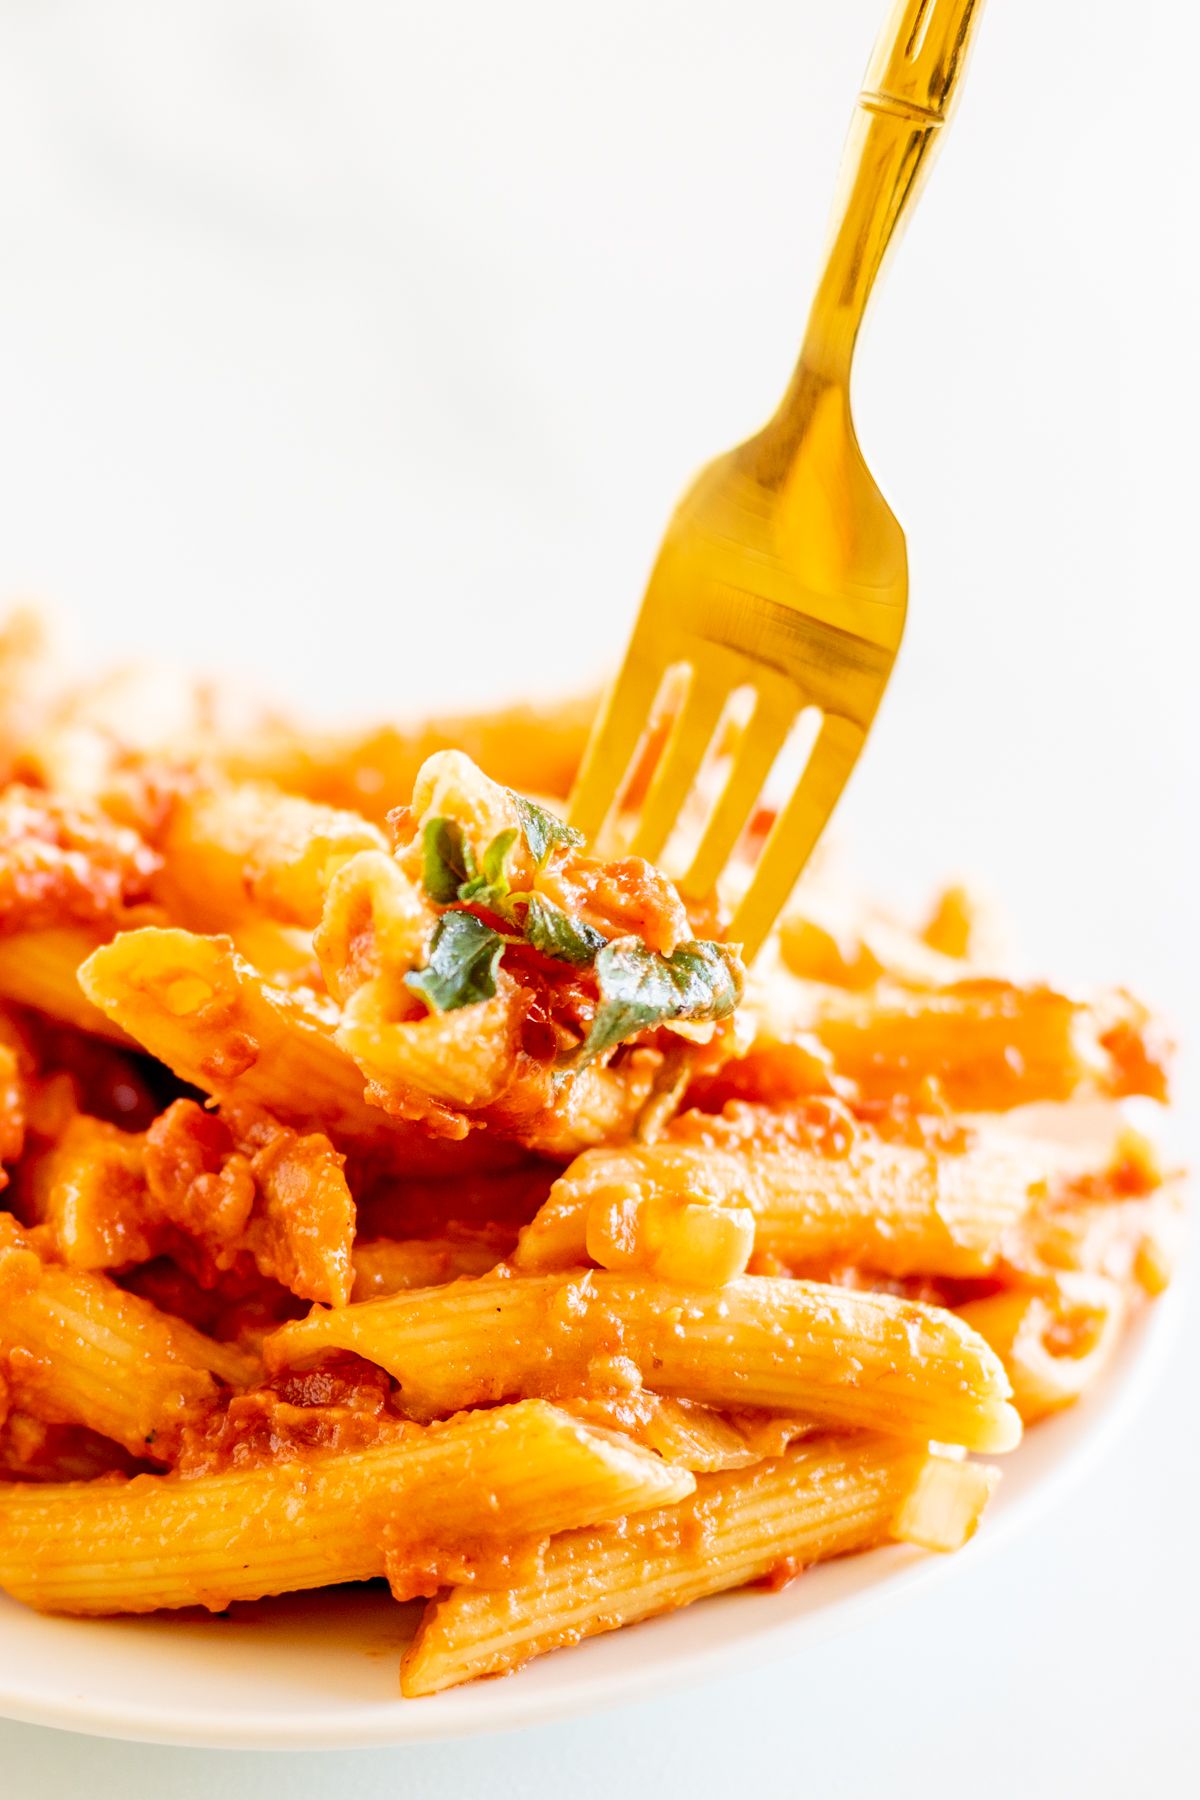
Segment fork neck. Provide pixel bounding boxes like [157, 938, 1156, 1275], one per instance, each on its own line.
[777, 0, 985, 410]
[797, 101, 944, 388]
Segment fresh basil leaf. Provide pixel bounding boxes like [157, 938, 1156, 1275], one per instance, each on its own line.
[481, 827, 519, 888]
[567, 937, 743, 1070]
[421, 817, 477, 904]
[404, 912, 505, 1012]
[524, 895, 607, 966]
[512, 793, 584, 866]
[458, 826, 520, 914]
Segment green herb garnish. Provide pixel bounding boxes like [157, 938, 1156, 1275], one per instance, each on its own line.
[566, 938, 743, 1070]
[420, 817, 478, 904]
[457, 826, 519, 916]
[523, 895, 607, 966]
[415, 794, 646, 1000]
[512, 794, 584, 866]
[410, 818, 741, 1052]
[404, 911, 506, 1012]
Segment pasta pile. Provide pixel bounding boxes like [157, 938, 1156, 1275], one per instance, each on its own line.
[0, 615, 1181, 1697]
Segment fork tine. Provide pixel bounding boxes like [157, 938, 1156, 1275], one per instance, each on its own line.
[567, 653, 668, 843]
[729, 712, 865, 959]
[680, 684, 798, 899]
[626, 672, 727, 864]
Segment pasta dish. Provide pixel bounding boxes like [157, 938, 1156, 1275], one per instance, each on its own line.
[0, 614, 1180, 1698]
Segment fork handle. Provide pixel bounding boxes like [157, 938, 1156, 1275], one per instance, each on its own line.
[795, 0, 986, 386]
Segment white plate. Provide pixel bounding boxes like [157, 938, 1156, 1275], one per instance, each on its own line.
[0, 1285, 1180, 1749]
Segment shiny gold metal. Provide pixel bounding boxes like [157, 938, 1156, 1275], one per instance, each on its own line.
[569, 0, 987, 958]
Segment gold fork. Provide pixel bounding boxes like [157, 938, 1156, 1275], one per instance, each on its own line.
[569, 0, 987, 958]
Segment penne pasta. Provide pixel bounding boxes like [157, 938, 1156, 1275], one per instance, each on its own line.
[77, 927, 509, 1174]
[265, 1269, 1021, 1452]
[1005, 1178, 1185, 1297]
[515, 1103, 1082, 1284]
[311, 755, 737, 1152]
[0, 1409, 147, 1483]
[957, 1275, 1128, 1422]
[921, 881, 1010, 965]
[401, 1433, 997, 1695]
[0, 1218, 256, 1458]
[337, 968, 524, 1117]
[0, 927, 134, 1042]
[556, 1393, 810, 1473]
[78, 926, 373, 1132]
[155, 780, 387, 932]
[226, 918, 326, 987]
[714, 978, 1170, 1112]
[0, 1399, 693, 1615]
[350, 1233, 507, 1300]
[215, 692, 598, 822]
[776, 902, 970, 992]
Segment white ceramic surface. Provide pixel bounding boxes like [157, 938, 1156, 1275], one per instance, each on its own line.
[0, 1284, 1179, 1750]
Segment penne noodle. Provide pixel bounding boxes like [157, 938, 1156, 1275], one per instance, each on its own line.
[401, 1433, 998, 1694]
[78, 927, 374, 1132]
[77, 927, 509, 1174]
[515, 1107, 1080, 1283]
[350, 1234, 507, 1300]
[336, 972, 524, 1114]
[215, 693, 597, 822]
[1006, 1178, 1185, 1297]
[227, 919, 326, 987]
[777, 905, 969, 992]
[0, 1399, 693, 1615]
[265, 1270, 1022, 1452]
[155, 781, 386, 932]
[921, 882, 1011, 965]
[314, 787, 701, 1153]
[718, 979, 1170, 1112]
[0, 1409, 146, 1483]
[338, 971, 660, 1152]
[0, 926, 134, 1042]
[957, 1275, 1128, 1422]
[0, 1220, 256, 1458]
[556, 1394, 812, 1473]
[608, 1396, 771, 1472]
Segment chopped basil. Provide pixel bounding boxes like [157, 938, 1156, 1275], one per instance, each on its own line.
[420, 793, 579, 910]
[512, 793, 584, 866]
[413, 803, 741, 1053]
[566, 938, 743, 1070]
[420, 817, 477, 904]
[423, 809, 605, 969]
[524, 895, 607, 966]
[482, 828, 519, 886]
[404, 911, 506, 1012]
[457, 827, 520, 916]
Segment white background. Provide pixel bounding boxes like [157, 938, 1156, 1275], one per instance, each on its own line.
[0, 0, 1196, 1793]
